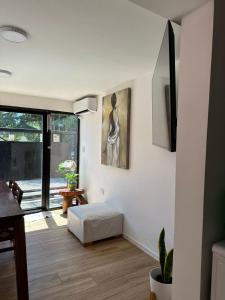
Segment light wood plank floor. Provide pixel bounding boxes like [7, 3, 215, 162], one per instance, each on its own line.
[0, 210, 158, 300]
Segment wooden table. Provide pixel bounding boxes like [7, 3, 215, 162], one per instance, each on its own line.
[0, 181, 29, 300]
[59, 188, 85, 213]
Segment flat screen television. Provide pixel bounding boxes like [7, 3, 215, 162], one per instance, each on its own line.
[152, 21, 177, 152]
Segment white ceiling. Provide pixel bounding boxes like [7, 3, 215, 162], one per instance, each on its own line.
[129, 0, 209, 22]
[0, 0, 167, 101]
[0, 0, 206, 101]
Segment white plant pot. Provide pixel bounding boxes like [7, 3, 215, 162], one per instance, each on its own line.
[150, 268, 172, 300]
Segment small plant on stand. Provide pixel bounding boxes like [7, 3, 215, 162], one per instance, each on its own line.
[150, 228, 174, 300]
[57, 160, 79, 191]
[64, 173, 79, 191]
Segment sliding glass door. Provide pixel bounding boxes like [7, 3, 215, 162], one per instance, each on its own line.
[48, 113, 79, 209]
[0, 111, 43, 209]
[0, 107, 79, 211]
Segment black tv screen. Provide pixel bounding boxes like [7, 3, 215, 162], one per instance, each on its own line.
[152, 21, 177, 152]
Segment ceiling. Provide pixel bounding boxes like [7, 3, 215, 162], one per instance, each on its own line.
[129, 0, 209, 22]
[0, 0, 206, 101]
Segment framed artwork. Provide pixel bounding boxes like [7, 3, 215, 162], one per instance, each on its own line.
[101, 88, 131, 169]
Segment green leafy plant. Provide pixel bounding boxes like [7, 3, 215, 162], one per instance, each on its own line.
[64, 173, 79, 184]
[57, 160, 79, 190]
[158, 228, 173, 284]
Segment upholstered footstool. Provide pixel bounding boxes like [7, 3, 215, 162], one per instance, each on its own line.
[67, 203, 123, 245]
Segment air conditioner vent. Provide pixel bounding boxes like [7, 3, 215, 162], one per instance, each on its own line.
[73, 97, 98, 116]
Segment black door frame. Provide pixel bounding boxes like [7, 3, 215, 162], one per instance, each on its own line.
[0, 105, 80, 212]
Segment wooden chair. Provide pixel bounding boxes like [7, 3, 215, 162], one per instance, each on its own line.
[0, 181, 23, 253]
[0, 225, 15, 253]
[9, 181, 23, 206]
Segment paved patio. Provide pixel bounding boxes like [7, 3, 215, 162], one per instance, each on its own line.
[18, 178, 67, 210]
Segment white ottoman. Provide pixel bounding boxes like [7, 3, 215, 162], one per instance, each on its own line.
[67, 203, 123, 245]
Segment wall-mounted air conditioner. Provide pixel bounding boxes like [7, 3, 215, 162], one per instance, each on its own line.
[73, 97, 98, 116]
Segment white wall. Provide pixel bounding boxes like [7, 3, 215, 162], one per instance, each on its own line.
[79, 73, 176, 257]
[0, 92, 73, 112]
[173, 2, 214, 300]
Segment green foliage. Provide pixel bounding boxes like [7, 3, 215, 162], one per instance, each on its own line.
[51, 113, 78, 132]
[57, 162, 68, 177]
[158, 228, 173, 283]
[0, 111, 42, 142]
[57, 160, 78, 184]
[0, 111, 79, 143]
[164, 249, 173, 283]
[0, 111, 42, 130]
[158, 228, 167, 279]
[64, 173, 79, 183]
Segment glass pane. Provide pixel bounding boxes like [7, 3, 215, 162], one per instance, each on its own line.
[152, 24, 171, 150]
[49, 113, 79, 209]
[152, 22, 179, 152]
[0, 111, 43, 209]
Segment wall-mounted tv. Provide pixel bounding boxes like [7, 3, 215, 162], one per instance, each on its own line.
[152, 21, 177, 152]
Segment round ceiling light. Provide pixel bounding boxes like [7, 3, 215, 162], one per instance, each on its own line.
[0, 26, 28, 43]
[0, 69, 12, 78]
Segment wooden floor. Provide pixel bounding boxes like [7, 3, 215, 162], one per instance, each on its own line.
[0, 210, 158, 300]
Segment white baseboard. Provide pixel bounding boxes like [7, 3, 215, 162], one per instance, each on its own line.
[123, 233, 159, 261]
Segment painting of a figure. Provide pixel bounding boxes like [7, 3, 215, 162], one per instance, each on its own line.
[101, 88, 131, 169]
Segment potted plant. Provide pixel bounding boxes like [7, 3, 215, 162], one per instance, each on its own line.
[64, 173, 79, 191]
[57, 160, 79, 191]
[150, 228, 173, 300]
